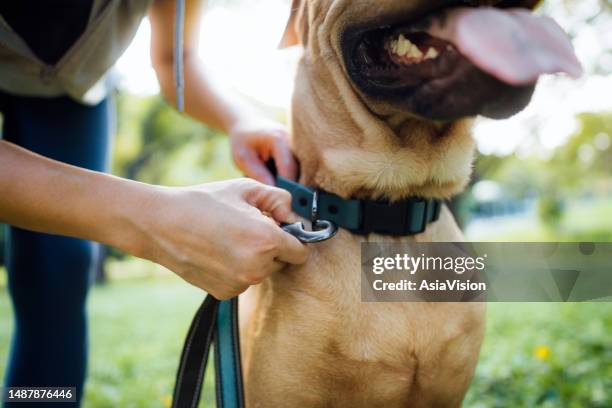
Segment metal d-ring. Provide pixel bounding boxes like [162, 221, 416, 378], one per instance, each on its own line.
[281, 189, 338, 243]
[281, 220, 338, 243]
[311, 190, 319, 224]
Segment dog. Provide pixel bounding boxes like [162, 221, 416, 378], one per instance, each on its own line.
[239, 1, 581, 406]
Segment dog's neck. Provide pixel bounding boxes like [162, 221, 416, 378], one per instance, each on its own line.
[290, 105, 476, 203]
[288, 55, 476, 202]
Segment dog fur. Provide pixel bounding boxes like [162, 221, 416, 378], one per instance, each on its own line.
[239, 1, 492, 406]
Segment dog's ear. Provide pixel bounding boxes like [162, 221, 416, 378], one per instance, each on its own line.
[279, 0, 307, 49]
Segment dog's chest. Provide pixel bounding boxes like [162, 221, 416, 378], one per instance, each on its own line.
[245, 211, 485, 407]
[275, 227, 478, 360]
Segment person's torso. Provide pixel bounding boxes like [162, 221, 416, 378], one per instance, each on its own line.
[0, 1, 94, 66]
[0, 0, 152, 105]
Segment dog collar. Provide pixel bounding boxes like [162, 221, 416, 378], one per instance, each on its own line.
[277, 176, 442, 236]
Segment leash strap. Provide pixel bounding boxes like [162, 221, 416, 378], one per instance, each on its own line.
[215, 298, 245, 408]
[277, 176, 442, 236]
[172, 296, 244, 408]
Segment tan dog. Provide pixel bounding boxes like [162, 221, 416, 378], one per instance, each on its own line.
[240, 1, 580, 406]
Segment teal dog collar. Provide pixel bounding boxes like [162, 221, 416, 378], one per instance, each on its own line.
[277, 176, 441, 236]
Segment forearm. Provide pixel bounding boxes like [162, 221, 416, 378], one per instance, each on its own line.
[0, 140, 149, 253]
[155, 54, 253, 133]
[0, 141, 307, 296]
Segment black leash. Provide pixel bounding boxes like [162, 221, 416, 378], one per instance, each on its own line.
[172, 297, 244, 408]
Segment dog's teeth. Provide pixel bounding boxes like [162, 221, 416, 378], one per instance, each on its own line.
[408, 44, 423, 59]
[387, 34, 430, 62]
[396, 36, 408, 56]
[424, 47, 439, 60]
[389, 40, 399, 54]
[385, 34, 447, 65]
[395, 34, 414, 57]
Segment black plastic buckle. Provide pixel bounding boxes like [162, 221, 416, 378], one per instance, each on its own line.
[358, 200, 405, 235]
[358, 198, 430, 236]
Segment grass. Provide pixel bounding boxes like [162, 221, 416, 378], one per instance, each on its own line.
[0, 273, 216, 408]
[82, 277, 216, 408]
[464, 303, 612, 407]
[1, 272, 611, 407]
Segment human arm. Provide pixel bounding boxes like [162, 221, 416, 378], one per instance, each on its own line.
[149, 0, 297, 185]
[0, 140, 307, 299]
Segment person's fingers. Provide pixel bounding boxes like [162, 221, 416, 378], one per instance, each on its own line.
[244, 182, 297, 224]
[200, 268, 250, 299]
[271, 136, 298, 181]
[272, 226, 309, 265]
[242, 258, 286, 285]
[210, 284, 249, 301]
[233, 147, 275, 185]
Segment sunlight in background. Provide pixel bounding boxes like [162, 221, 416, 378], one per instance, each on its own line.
[115, 0, 611, 156]
[115, 0, 295, 106]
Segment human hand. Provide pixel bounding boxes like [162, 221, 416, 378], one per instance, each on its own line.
[126, 178, 308, 299]
[229, 116, 298, 185]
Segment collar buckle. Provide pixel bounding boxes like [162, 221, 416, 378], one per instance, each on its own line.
[275, 175, 440, 237]
[359, 198, 430, 236]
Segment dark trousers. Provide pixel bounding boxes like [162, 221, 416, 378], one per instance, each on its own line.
[1, 91, 112, 407]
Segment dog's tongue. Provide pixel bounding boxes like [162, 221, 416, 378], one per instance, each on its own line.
[427, 7, 582, 85]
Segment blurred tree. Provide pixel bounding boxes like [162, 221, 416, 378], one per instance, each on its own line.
[473, 110, 612, 229]
[117, 95, 193, 182]
[552, 112, 612, 185]
[538, 194, 565, 230]
[113, 93, 241, 186]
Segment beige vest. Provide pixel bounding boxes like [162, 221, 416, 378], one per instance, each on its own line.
[0, 0, 152, 105]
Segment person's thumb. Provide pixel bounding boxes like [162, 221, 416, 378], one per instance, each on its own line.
[243, 182, 297, 224]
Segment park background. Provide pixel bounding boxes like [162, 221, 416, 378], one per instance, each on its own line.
[1, 0, 611, 406]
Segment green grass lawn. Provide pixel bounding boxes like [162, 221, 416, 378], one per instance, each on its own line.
[81, 277, 216, 408]
[0, 273, 216, 408]
[1, 273, 610, 407]
[465, 302, 612, 407]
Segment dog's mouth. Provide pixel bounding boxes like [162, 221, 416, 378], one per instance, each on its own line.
[342, 1, 582, 121]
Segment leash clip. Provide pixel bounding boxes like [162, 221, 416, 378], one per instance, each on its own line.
[282, 220, 338, 244]
[282, 189, 338, 243]
[311, 190, 320, 224]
